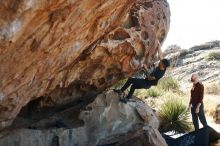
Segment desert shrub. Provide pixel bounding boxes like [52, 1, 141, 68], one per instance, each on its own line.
[158, 77, 180, 91]
[206, 51, 220, 61]
[159, 98, 192, 134]
[135, 87, 162, 98]
[145, 87, 162, 97]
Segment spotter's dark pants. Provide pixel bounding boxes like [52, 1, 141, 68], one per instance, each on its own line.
[120, 78, 152, 99]
[191, 103, 208, 131]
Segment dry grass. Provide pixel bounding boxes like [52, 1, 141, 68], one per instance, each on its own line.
[134, 87, 162, 99]
[158, 77, 180, 91]
[203, 95, 220, 116]
[204, 83, 220, 116]
[143, 91, 188, 111]
[205, 83, 220, 95]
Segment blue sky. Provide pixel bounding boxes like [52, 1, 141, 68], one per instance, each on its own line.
[163, 0, 220, 49]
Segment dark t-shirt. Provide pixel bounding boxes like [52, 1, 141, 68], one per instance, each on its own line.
[148, 67, 166, 85]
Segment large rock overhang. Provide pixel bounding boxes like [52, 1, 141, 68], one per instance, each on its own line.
[0, 0, 170, 128]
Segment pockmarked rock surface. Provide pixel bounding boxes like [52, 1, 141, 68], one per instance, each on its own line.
[0, 0, 170, 128]
[0, 91, 167, 146]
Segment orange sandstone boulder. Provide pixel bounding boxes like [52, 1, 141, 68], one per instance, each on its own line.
[0, 0, 170, 128]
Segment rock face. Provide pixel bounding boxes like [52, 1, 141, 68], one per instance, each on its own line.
[0, 91, 168, 146]
[0, 0, 170, 128]
[164, 41, 220, 89]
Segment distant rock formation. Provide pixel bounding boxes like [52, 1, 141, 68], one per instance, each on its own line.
[164, 41, 220, 89]
[0, 0, 170, 128]
[0, 91, 168, 146]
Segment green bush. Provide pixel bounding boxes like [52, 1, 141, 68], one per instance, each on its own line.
[158, 77, 180, 91]
[145, 88, 162, 97]
[159, 98, 192, 134]
[206, 51, 220, 61]
[135, 87, 162, 98]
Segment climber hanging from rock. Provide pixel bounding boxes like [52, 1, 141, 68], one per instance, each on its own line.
[114, 41, 170, 103]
